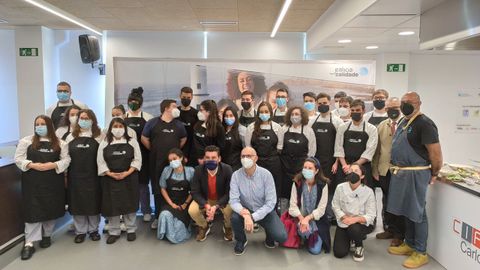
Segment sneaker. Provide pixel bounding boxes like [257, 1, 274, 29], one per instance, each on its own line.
[388, 242, 415, 256]
[376, 231, 394, 239]
[127, 232, 136, 242]
[74, 234, 86, 244]
[39, 237, 51, 248]
[234, 240, 248, 256]
[20, 245, 35, 260]
[106, 235, 120, 244]
[196, 226, 211, 242]
[89, 231, 101, 241]
[353, 246, 364, 262]
[403, 252, 429, 269]
[150, 219, 158, 230]
[390, 238, 404, 247]
[143, 213, 152, 222]
[120, 222, 127, 232]
[253, 223, 260, 232]
[264, 239, 276, 249]
[349, 240, 356, 252]
[223, 226, 233, 241]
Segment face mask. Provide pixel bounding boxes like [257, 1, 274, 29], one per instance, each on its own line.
[197, 111, 206, 121]
[128, 102, 140, 111]
[302, 168, 315, 180]
[171, 108, 180, 118]
[69, 115, 78, 125]
[57, 91, 69, 102]
[400, 102, 415, 116]
[387, 109, 401, 120]
[111, 128, 125, 138]
[351, 112, 362, 122]
[346, 172, 361, 184]
[259, 113, 270, 122]
[373, 100, 386, 110]
[35, 125, 48, 137]
[205, 160, 218, 170]
[318, 104, 330, 113]
[241, 157, 254, 169]
[304, 102, 315, 112]
[290, 115, 301, 125]
[276, 97, 287, 107]
[181, 98, 191, 107]
[224, 117, 235, 126]
[78, 119, 92, 129]
[170, 159, 182, 169]
[338, 107, 349, 117]
[335, 102, 340, 109]
[241, 101, 251, 111]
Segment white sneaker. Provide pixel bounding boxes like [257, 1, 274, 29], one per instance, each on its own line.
[120, 222, 127, 232]
[353, 246, 365, 262]
[151, 219, 158, 230]
[143, 213, 152, 222]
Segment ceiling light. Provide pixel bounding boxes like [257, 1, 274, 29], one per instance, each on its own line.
[24, 0, 102, 36]
[338, 39, 352, 43]
[200, 21, 238, 26]
[0, 19, 8, 24]
[398, 31, 415, 36]
[270, 0, 293, 38]
[366, 45, 379, 49]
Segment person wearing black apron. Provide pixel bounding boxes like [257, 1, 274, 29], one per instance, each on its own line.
[141, 99, 187, 230]
[364, 89, 389, 126]
[14, 115, 70, 260]
[124, 87, 154, 222]
[279, 107, 317, 200]
[272, 88, 289, 126]
[238, 91, 256, 144]
[222, 106, 242, 170]
[193, 100, 225, 163]
[98, 118, 142, 244]
[178, 86, 199, 167]
[157, 149, 194, 243]
[66, 109, 103, 243]
[46, 82, 87, 129]
[55, 105, 81, 141]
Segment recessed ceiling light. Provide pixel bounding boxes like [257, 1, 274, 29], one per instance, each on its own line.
[366, 45, 379, 49]
[338, 39, 352, 44]
[398, 31, 415, 36]
[0, 19, 8, 24]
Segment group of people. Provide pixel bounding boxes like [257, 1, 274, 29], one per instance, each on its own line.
[15, 81, 443, 269]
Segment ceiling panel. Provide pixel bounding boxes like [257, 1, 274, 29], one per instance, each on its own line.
[345, 15, 416, 28]
[362, 0, 420, 15]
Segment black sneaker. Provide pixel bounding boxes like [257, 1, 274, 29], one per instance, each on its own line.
[106, 235, 120, 244]
[234, 240, 248, 256]
[253, 223, 260, 232]
[264, 239, 276, 249]
[39, 237, 51, 248]
[20, 245, 35, 260]
[74, 234, 86, 244]
[353, 246, 364, 262]
[89, 231, 101, 241]
[127, 232, 136, 242]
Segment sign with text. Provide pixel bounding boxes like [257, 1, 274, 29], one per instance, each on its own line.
[386, 63, 406, 72]
[19, 48, 38, 57]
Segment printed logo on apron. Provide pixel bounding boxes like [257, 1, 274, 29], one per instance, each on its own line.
[316, 128, 328, 133]
[162, 129, 175, 133]
[195, 132, 205, 138]
[348, 138, 362, 143]
[259, 136, 271, 141]
[39, 148, 54, 153]
[76, 144, 90, 148]
[182, 122, 191, 126]
[112, 150, 127, 155]
[288, 139, 301, 144]
[128, 123, 141, 128]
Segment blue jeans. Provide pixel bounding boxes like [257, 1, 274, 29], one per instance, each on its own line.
[405, 209, 428, 253]
[231, 211, 287, 244]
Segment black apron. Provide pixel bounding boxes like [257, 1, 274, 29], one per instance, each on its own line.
[160, 170, 191, 226]
[67, 136, 101, 215]
[224, 129, 242, 171]
[150, 119, 181, 195]
[280, 126, 309, 199]
[312, 114, 336, 181]
[124, 112, 150, 185]
[368, 114, 388, 126]
[101, 142, 139, 216]
[239, 110, 256, 128]
[51, 99, 76, 129]
[272, 109, 286, 126]
[251, 124, 283, 197]
[22, 141, 65, 223]
[179, 108, 198, 167]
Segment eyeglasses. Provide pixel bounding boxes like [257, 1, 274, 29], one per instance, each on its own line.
[241, 154, 256, 159]
[57, 90, 69, 93]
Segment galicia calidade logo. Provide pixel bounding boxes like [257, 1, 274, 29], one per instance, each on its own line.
[359, 67, 369, 76]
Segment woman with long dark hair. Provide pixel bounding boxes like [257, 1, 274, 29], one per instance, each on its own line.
[55, 104, 81, 141]
[222, 106, 242, 170]
[193, 100, 225, 164]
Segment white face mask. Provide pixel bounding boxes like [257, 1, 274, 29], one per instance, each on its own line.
[171, 108, 180, 118]
[338, 107, 350, 117]
[241, 157, 254, 169]
[197, 111, 206, 121]
[69, 115, 78, 125]
[111, 128, 125, 138]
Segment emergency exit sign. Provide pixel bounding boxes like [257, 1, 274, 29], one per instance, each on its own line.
[19, 48, 38, 57]
[387, 64, 406, 72]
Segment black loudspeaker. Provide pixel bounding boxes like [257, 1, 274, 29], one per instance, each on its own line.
[78, 34, 100, 64]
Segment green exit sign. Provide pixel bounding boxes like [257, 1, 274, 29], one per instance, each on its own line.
[19, 48, 39, 57]
[387, 64, 406, 72]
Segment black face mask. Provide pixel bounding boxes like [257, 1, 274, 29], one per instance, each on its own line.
[346, 173, 361, 184]
[400, 102, 415, 116]
[181, 98, 191, 107]
[241, 101, 252, 111]
[318, 104, 330, 113]
[351, 112, 362, 122]
[373, 100, 386, 110]
[387, 109, 400, 120]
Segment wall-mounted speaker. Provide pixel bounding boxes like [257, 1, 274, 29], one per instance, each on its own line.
[78, 34, 100, 64]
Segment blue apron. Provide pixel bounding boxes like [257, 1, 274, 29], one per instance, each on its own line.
[387, 117, 431, 223]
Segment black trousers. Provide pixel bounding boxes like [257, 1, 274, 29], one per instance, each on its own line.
[379, 172, 405, 239]
[333, 223, 374, 258]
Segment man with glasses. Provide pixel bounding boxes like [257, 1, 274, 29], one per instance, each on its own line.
[272, 88, 289, 126]
[46, 81, 88, 129]
[364, 89, 389, 126]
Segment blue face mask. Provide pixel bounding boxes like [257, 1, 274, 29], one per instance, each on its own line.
[304, 102, 316, 111]
[205, 160, 218, 170]
[78, 119, 92, 129]
[57, 91, 70, 102]
[35, 125, 48, 137]
[259, 113, 270, 122]
[276, 97, 287, 107]
[224, 117, 235, 126]
[302, 168, 315, 180]
[170, 159, 182, 169]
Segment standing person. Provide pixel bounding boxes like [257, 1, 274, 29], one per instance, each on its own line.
[110, 105, 137, 139]
[229, 147, 287, 255]
[334, 99, 378, 190]
[364, 89, 389, 126]
[193, 100, 226, 164]
[46, 81, 87, 129]
[331, 91, 347, 118]
[66, 109, 103, 243]
[142, 100, 187, 230]
[178, 86, 199, 167]
[332, 163, 376, 262]
[337, 97, 353, 123]
[288, 157, 331, 255]
[266, 81, 289, 111]
[55, 105, 81, 141]
[272, 88, 289, 126]
[98, 118, 142, 244]
[124, 87, 154, 223]
[15, 115, 70, 260]
[157, 148, 195, 244]
[372, 97, 405, 246]
[245, 102, 283, 199]
[222, 106, 243, 170]
[279, 106, 316, 200]
[237, 91, 256, 144]
[188, 146, 233, 242]
[387, 92, 442, 269]
[303, 92, 319, 126]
